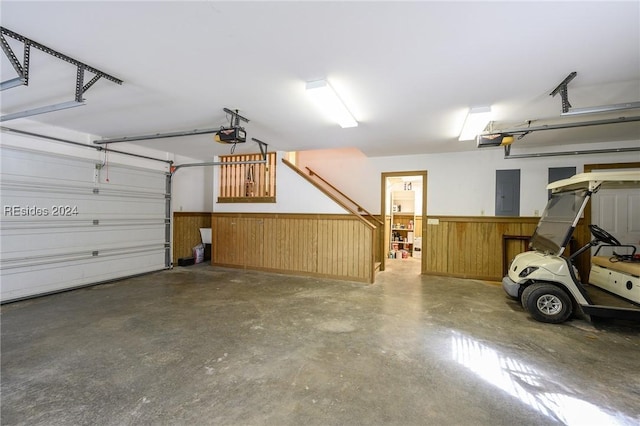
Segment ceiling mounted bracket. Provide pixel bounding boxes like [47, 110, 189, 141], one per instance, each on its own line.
[0, 27, 122, 86]
[252, 138, 268, 161]
[223, 107, 249, 127]
[0, 26, 123, 121]
[0, 31, 29, 90]
[549, 71, 577, 113]
[550, 71, 640, 116]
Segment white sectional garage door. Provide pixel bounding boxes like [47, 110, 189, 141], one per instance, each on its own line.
[1, 144, 170, 302]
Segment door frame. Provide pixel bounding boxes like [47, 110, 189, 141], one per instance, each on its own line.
[380, 170, 428, 273]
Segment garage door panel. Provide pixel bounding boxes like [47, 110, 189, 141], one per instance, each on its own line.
[1, 244, 166, 271]
[1, 144, 170, 302]
[1, 250, 166, 301]
[1, 224, 165, 259]
[2, 198, 166, 222]
[1, 148, 98, 185]
[3, 184, 166, 217]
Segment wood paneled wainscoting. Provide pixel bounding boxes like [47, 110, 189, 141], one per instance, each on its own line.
[423, 216, 590, 282]
[211, 213, 377, 283]
[173, 212, 212, 265]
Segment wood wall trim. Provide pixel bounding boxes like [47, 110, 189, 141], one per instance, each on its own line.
[422, 215, 593, 282]
[175, 213, 576, 283]
[212, 212, 360, 220]
[424, 216, 543, 281]
[174, 212, 212, 217]
[428, 216, 540, 223]
[210, 213, 376, 283]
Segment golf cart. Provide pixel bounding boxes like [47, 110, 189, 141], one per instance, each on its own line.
[502, 171, 640, 323]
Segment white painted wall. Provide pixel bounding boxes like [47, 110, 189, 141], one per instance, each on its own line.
[171, 155, 214, 212]
[213, 151, 347, 214]
[297, 139, 640, 216]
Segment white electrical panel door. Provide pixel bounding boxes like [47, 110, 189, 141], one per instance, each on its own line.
[1, 145, 170, 302]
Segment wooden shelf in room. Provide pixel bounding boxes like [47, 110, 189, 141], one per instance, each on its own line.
[389, 190, 417, 257]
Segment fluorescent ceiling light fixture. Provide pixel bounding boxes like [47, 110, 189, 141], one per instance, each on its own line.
[459, 106, 492, 141]
[305, 80, 357, 128]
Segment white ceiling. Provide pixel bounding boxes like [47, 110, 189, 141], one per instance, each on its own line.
[1, 1, 639, 161]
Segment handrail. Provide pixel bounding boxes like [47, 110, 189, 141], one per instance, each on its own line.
[282, 159, 376, 229]
[305, 166, 384, 226]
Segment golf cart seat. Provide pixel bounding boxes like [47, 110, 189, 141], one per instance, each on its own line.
[591, 256, 640, 277]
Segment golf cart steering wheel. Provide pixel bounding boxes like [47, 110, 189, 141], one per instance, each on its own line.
[589, 224, 621, 246]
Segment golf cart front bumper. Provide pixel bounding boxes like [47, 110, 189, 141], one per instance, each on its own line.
[502, 276, 521, 298]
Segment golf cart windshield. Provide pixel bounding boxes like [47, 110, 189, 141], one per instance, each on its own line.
[530, 189, 590, 255]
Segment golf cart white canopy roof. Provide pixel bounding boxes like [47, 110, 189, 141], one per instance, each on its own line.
[547, 171, 640, 193]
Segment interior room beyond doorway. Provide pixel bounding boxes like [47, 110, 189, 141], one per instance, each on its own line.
[381, 171, 427, 274]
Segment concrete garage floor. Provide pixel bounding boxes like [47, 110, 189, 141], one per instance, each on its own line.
[1, 259, 639, 425]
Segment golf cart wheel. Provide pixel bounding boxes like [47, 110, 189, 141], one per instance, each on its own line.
[523, 283, 573, 324]
[520, 284, 537, 309]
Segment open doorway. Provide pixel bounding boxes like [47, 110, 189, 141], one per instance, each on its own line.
[380, 171, 427, 274]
